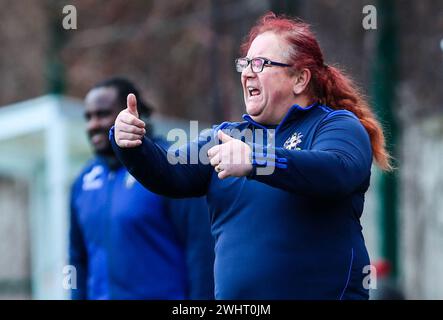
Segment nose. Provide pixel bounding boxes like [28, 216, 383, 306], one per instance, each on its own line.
[241, 63, 256, 80]
[87, 115, 101, 132]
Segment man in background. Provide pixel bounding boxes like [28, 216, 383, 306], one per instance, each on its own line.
[69, 77, 214, 299]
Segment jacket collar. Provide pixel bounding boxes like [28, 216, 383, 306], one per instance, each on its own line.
[242, 101, 320, 133]
[95, 154, 123, 171]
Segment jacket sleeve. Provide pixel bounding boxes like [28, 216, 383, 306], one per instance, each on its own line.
[110, 126, 214, 198]
[248, 111, 373, 198]
[68, 182, 88, 299]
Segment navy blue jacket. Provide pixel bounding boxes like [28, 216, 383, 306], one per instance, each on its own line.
[110, 103, 373, 300]
[69, 155, 214, 299]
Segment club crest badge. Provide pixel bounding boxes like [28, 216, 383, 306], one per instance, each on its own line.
[283, 132, 303, 150]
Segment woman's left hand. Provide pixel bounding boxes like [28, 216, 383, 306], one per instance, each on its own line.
[207, 130, 253, 179]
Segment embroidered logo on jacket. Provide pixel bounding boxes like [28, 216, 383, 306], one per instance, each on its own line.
[125, 173, 136, 189]
[82, 165, 103, 190]
[283, 132, 303, 150]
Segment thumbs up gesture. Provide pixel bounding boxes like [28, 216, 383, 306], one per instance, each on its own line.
[114, 93, 146, 148]
[127, 93, 139, 118]
[207, 130, 253, 179]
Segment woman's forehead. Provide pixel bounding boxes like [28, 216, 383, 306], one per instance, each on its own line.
[247, 32, 291, 60]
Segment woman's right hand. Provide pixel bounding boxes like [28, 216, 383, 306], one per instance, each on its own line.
[114, 93, 146, 148]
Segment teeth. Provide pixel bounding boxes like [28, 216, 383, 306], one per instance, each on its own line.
[247, 86, 258, 96]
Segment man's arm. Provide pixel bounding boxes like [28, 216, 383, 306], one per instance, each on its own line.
[69, 185, 88, 299]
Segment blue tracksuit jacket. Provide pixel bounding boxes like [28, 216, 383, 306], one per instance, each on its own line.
[110, 102, 373, 300]
[69, 154, 214, 299]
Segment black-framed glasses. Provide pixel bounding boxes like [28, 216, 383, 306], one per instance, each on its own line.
[235, 57, 292, 73]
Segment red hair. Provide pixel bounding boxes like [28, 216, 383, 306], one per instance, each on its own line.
[241, 12, 392, 171]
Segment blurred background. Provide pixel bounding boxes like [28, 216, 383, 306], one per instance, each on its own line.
[0, 0, 442, 299]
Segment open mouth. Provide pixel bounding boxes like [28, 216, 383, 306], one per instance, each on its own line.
[91, 133, 107, 144]
[247, 86, 261, 97]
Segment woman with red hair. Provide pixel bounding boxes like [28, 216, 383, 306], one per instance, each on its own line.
[111, 12, 391, 299]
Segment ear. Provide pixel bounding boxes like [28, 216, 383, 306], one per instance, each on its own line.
[292, 68, 311, 95]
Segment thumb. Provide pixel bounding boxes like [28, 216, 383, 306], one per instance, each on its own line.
[218, 130, 234, 143]
[127, 93, 139, 118]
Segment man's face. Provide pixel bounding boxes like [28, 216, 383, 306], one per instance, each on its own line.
[241, 32, 297, 125]
[84, 86, 121, 156]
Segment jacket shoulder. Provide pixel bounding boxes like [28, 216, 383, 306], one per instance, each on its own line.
[317, 106, 359, 122]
